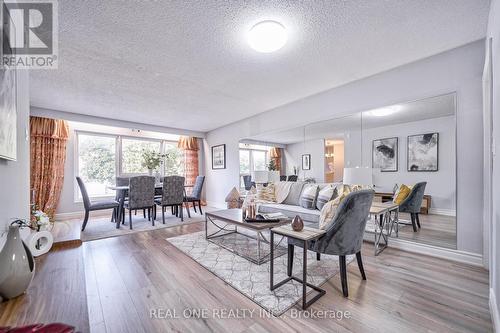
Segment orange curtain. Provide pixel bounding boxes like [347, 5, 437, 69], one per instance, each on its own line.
[269, 147, 282, 174]
[30, 116, 69, 219]
[178, 136, 199, 186]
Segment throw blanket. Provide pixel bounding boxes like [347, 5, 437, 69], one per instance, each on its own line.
[274, 181, 292, 203]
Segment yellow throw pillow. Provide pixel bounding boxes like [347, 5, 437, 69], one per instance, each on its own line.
[318, 184, 351, 230]
[393, 184, 411, 204]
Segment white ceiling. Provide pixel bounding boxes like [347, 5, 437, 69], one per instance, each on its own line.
[30, 1, 489, 132]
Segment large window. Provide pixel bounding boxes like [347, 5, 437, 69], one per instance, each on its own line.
[77, 133, 116, 198]
[239, 148, 268, 189]
[121, 138, 161, 174]
[76, 131, 185, 199]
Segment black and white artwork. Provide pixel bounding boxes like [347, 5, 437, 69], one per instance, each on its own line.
[211, 144, 226, 169]
[372, 137, 398, 172]
[407, 133, 439, 171]
[0, 21, 17, 161]
[302, 154, 310, 170]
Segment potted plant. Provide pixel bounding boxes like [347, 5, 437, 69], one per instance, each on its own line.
[141, 150, 166, 176]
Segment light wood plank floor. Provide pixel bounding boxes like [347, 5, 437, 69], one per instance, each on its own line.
[0, 221, 491, 333]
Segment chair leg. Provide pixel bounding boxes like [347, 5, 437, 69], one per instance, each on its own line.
[143, 209, 146, 219]
[339, 255, 348, 297]
[287, 244, 294, 277]
[81, 210, 90, 231]
[180, 204, 184, 222]
[151, 207, 155, 226]
[193, 202, 197, 213]
[162, 206, 165, 224]
[198, 201, 203, 215]
[171, 206, 174, 215]
[129, 210, 133, 230]
[410, 213, 418, 232]
[416, 213, 421, 228]
[111, 208, 115, 222]
[316, 252, 321, 261]
[185, 202, 191, 218]
[356, 251, 367, 280]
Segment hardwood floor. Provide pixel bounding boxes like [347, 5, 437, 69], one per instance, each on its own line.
[0, 221, 492, 333]
[396, 213, 457, 249]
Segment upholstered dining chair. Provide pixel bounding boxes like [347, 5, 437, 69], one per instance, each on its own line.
[185, 175, 205, 215]
[398, 182, 427, 232]
[76, 177, 120, 232]
[287, 175, 298, 182]
[111, 176, 129, 223]
[155, 176, 186, 223]
[288, 190, 374, 298]
[280, 175, 287, 181]
[242, 175, 253, 191]
[121, 176, 156, 229]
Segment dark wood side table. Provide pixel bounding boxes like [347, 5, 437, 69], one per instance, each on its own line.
[270, 225, 326, 310]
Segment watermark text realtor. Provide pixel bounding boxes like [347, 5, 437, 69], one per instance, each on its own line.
[1, 0, 58, 69]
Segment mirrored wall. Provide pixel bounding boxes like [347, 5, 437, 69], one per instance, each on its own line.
[240, 93, 456, 250]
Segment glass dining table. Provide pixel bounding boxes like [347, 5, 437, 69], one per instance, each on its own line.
[107, 183, 193, 227]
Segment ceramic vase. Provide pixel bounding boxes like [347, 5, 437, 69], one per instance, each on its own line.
[291, 215, 304, 231]
[0, 225, 35, 300]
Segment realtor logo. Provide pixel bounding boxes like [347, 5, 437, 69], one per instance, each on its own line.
[1, 0, 58, 68]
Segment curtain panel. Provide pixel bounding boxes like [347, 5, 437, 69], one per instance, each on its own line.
[269, 147, 282, 174]
[30, 116, 70, 219]
[178, 136, 199, 187]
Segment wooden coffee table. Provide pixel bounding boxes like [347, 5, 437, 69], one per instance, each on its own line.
[205, 209, 291, 265]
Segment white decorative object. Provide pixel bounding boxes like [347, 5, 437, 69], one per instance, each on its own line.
[252, 170, 269, 184]
[343, 167, 373, 186]
[25, 230, 53, 257]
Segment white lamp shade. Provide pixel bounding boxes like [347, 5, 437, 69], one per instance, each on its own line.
[252, 170, 269, 183]
[343, 167, 373, 186]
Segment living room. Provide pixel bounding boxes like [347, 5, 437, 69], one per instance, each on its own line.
[0, 1, 499, 332]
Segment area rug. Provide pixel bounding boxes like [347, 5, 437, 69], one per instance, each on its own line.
[168, 231, 354, 316]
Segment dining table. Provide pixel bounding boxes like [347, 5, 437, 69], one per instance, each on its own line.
[107, 183, 193, 226]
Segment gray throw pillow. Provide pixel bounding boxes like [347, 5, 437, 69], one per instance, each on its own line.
[283, 182, 305, 206]
[300, 185, 319, 209]
[316, 185, 337, 210]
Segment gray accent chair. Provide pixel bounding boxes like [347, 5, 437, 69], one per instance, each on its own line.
[121, 176, 156, 229]
[185, 175, 205, 215]
[76, 177, 120, 232]
[155, 176, 186, 222]
[398, 182, 427, 232]
[288, 190, 374, 297]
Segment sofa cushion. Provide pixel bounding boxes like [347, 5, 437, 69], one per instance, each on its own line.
[318, 184, 352, 230]
[256, 183, 276, 202]
[283, 182, 305, 206]
[274, 181, 293, 203]
[316, 185, 337, 210]
[299, 184, 319, 209]
[259, 203, 321, 224]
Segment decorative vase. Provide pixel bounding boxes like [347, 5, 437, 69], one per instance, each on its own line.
[0, 225, 36, 300]
[291, 215, 304, 231]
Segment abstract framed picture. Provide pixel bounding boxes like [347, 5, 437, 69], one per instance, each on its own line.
[372, 137, 398, 172]
[407, 133, 439, 172]
[0, 15, 17, 161]
[211, 144, 226, 169]
[302, 154, 311, 170]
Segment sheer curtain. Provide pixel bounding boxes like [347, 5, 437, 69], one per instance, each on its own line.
[30, 116, 70, 218]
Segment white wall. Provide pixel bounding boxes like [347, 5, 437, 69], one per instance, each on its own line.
[485, 0, 500, 330]
[205, 40, 484, 255]
[284, 138, 325, 182]
[361, 116, 456, 212]
[0, 70, 30, 250]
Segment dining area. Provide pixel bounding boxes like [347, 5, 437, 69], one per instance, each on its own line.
[76, 175, 205, 231]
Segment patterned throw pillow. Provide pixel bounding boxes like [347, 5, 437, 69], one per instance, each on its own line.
[393, 184, 412, 204]
[318, 184, 359, 230]
[256, 183, 276, 203]
[299, 185, 319, 209]
[316, 185, 337, 210]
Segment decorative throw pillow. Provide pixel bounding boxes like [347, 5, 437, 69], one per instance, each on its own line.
[393, 184, 411, 204]
[316, 185, 337, 210]
[318, 185, 352, 230]
[274, 181, 293, 203]
[283, 182, 305, 206]
[300, 185, 319, 209]
[256, 183, 276, 202]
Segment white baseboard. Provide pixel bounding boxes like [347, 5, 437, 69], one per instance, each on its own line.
[429, 208, 456, 216]
[491, 289, 500, 333]
[54, 209, 113, 221]
[363, 233, 483, 267]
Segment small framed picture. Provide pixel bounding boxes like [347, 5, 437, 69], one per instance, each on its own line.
[302, 154, 311, 170]
[211, 144, 226, 169]
[407, 133, 439, 172]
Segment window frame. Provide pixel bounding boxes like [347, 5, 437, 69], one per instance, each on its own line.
[238, 147, 269, 189]
[119, 135, 163, 177]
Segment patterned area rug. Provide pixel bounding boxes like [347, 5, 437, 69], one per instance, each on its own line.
[168, 231, 354, 316]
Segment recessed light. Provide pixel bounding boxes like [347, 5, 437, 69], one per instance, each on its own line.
[248, 20, 287, 53]
[367, 105, 402, 117]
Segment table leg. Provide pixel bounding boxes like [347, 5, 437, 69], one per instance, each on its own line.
[257, 232, 261, 264]
[270, 231, 274, 290]
[205, 214, 208, 239]
[302, 240, 308, 309]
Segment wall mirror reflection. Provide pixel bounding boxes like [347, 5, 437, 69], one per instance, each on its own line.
[239, 92, 456, 251]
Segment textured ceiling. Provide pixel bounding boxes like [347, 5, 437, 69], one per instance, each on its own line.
[30, 0, 490, 132]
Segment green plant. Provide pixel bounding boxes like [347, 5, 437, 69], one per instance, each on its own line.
[141, 150, 167, 170]
[268, 159, 277, 171]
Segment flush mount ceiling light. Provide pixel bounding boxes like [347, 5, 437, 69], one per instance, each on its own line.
[367, 105, 402, 117]
[248, 20, 287, 53]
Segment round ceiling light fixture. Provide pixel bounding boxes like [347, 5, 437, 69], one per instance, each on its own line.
[248, 20, 287, 53]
